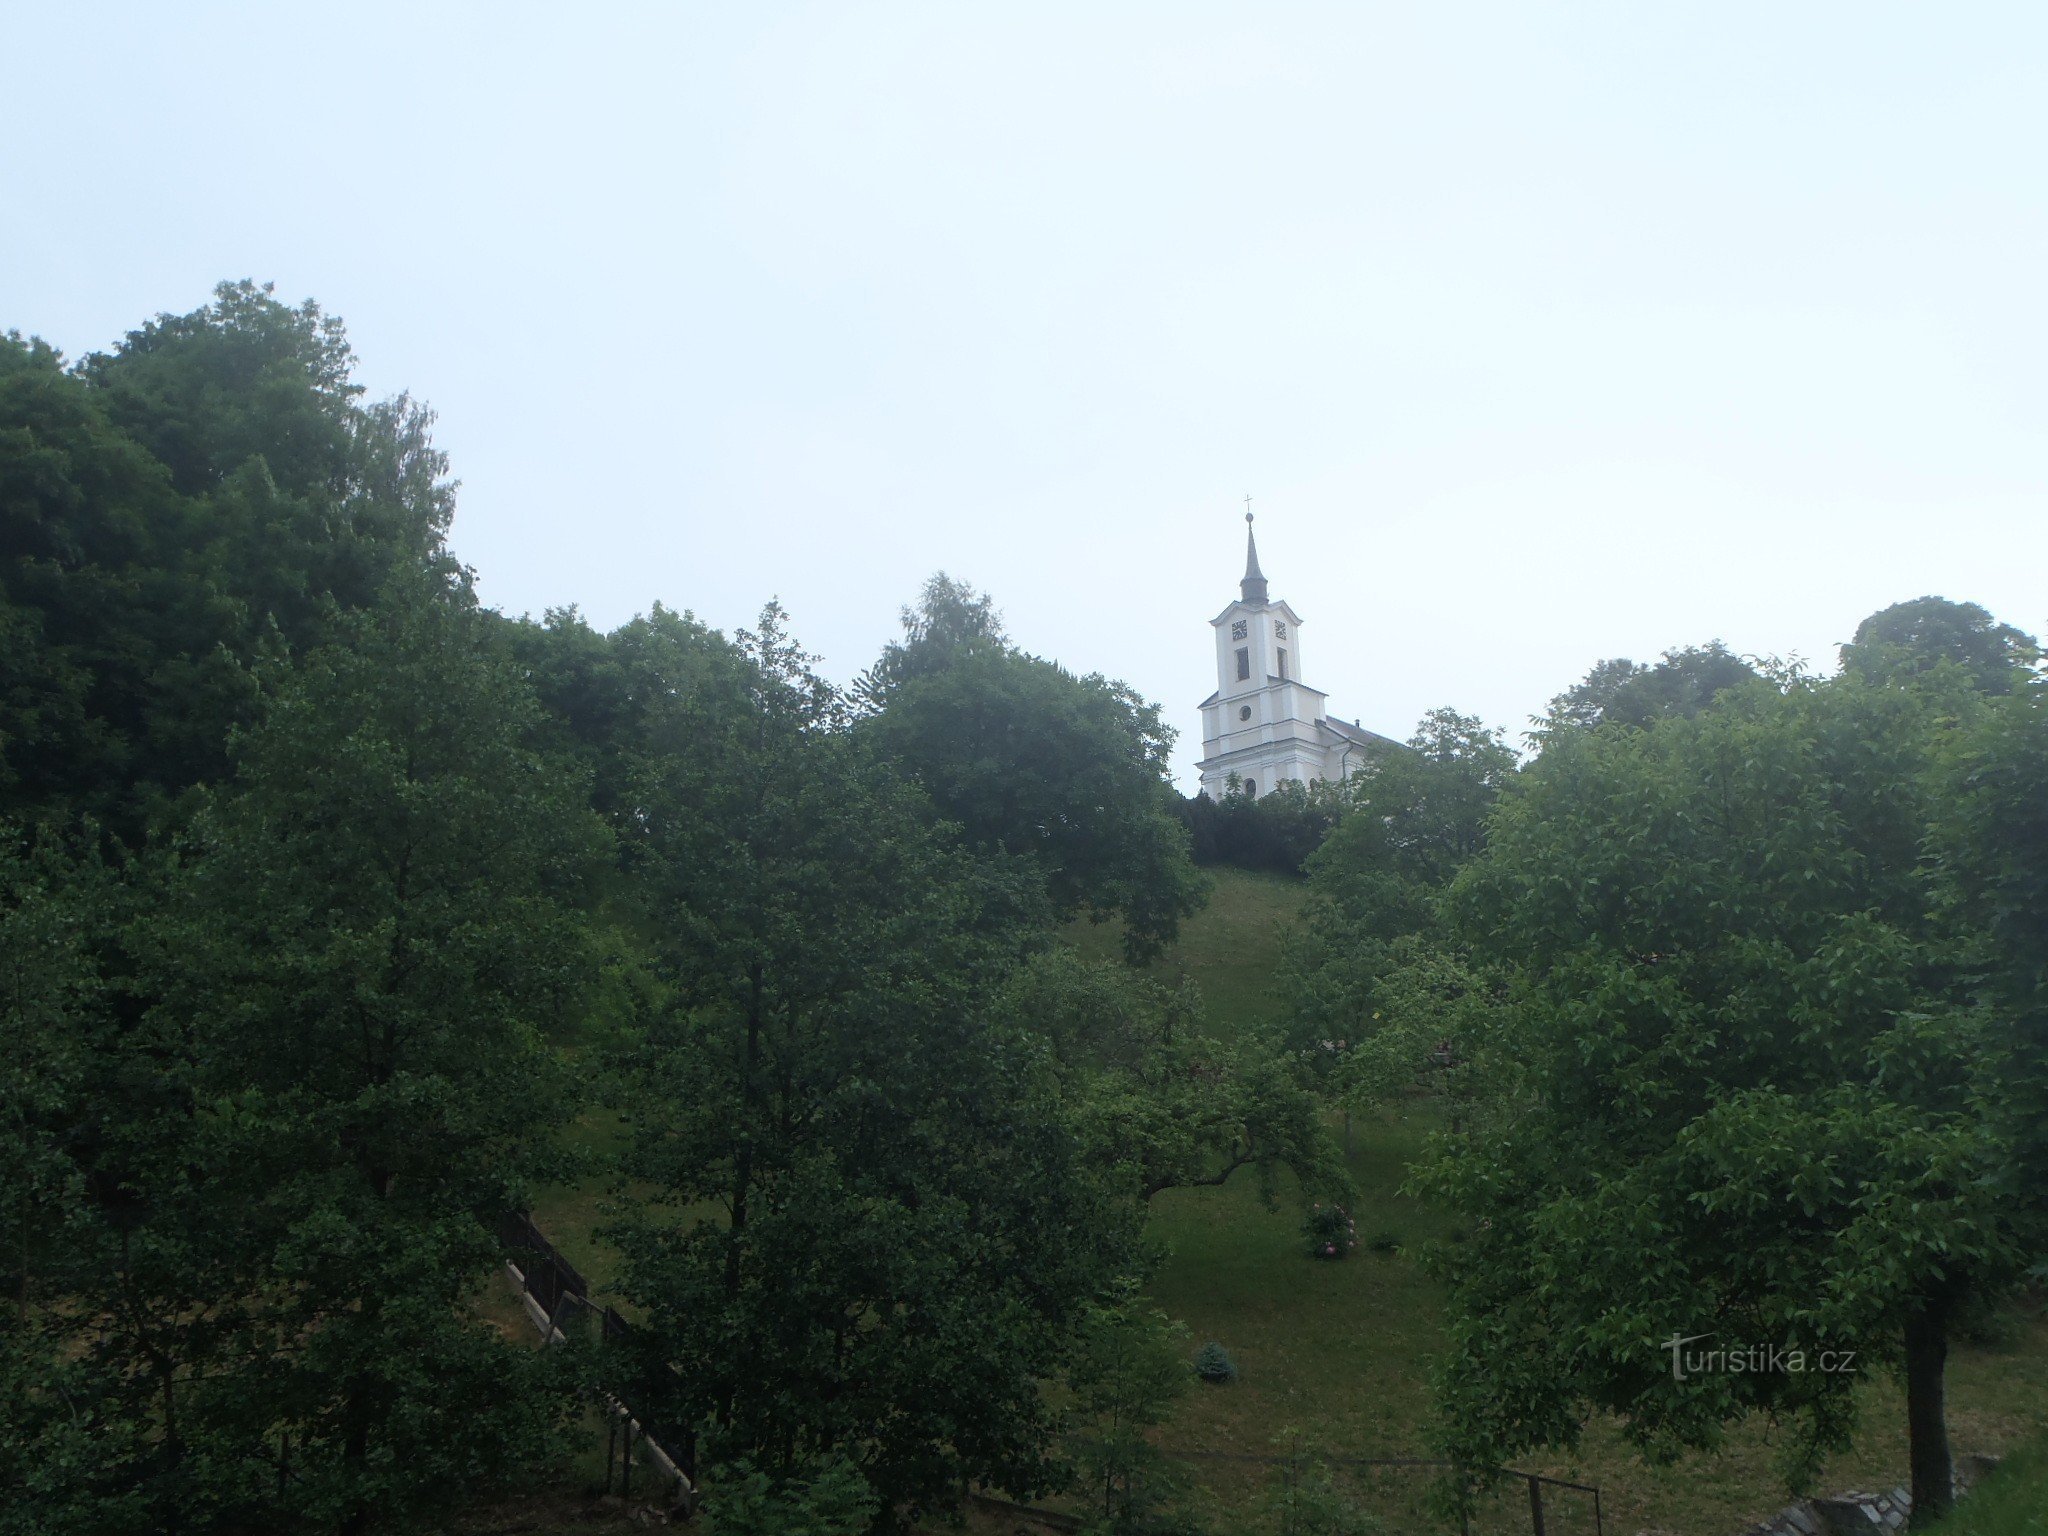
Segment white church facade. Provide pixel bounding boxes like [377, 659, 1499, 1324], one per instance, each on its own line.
[1195, 514, 1396, 800]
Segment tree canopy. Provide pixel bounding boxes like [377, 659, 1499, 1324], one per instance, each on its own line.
[1425, 666, 2036, 1523]
[1544, 641, 1758, 734]
[861, 574, 1207, 961]
[1841, 595, 2040, 696]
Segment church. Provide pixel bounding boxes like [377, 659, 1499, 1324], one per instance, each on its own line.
[1195, 513, 1396, 800]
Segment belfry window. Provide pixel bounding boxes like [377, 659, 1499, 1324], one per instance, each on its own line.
[1277, 648, 1289, 680]
[1235, 647, 1250, 681]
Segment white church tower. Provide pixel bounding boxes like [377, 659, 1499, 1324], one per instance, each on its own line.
[1195, 511, 1394, 800]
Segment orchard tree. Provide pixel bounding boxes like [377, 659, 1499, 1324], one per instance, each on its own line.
[1062, 1290, 1192, 1535]
[994, 950, 1343, 1208]
[1424, 669, 2031, 1524]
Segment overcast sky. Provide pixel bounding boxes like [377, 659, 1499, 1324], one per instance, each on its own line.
[7, 4, 2043, 786]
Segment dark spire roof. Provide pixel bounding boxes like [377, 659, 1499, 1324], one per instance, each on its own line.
[1240, 511, 1269, 606]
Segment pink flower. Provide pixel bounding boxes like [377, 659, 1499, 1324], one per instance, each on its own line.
[1323, 1243, 1336, 1256]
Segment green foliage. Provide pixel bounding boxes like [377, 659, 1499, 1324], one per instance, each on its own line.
[862, 573, 1207, 961]
[697, 1453, 879, 1536]
[1940, 677, 2048, 1226]
[1066, 1293, 1193, 1533]
[1193, 1342, 1238, 1384]
[1543, 640, 1759, 733]
[1177, 776, 1350, 873]
[1, 568, 599, 1533]
[1302, 1204, 1358, 1261]
[1279, 709, 1516, 1104]
[996, 949, 1346, 1208]
[1424, 666, 2036, 1520]
[1842, 596, 2040, 696]
[608, 604, 1138, 1523]
[0, 283, 456, 839]
[1263, 1438, 1385, 1536]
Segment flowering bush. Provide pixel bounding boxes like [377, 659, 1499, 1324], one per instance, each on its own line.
[1301, 1203, 1357, 1260]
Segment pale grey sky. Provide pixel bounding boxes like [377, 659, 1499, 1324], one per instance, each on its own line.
[6, 4, 2043, 786]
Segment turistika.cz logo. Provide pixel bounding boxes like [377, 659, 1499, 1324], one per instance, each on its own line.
[1661, 1333, 1858, 1382]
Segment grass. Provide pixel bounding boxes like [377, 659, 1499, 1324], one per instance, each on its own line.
[1927, 1438, 2048, 1536]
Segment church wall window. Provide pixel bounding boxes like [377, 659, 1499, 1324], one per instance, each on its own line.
[1235, 647, 1250, 681]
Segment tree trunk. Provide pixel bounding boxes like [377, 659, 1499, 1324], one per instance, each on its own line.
[1904, 1304, 1954, 1528]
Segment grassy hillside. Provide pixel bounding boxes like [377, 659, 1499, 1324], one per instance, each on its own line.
[1070, 866, 2048, 1535]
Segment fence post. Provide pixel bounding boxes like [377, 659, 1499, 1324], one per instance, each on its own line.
[605, 1415, 617, 1494]
[623, 1420, 635, 1500]
[1527, 1475, 1546, 1536]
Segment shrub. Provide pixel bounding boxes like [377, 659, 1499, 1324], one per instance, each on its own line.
[1366, 1230, 1401, 1256]
[1193, 1342, 1238, 1384]
[1302, 1203, 1358, 1261]
[698, 1453, 877, 1536]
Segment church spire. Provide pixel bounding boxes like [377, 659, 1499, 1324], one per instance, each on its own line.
[1240, 504, 1269, 606]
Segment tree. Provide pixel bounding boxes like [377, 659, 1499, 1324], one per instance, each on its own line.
[995, 950, 1343, 1208]
[1841, 596, 2039, 696]
[1940, 679, 2048, 1238]
[854, 570, 1009, 705]
[1279, 710, 1515, 1095]
[1424, 670, 2032, 1525]
[131, 568, 596, 1532]
[1544, 642, 1758, 733]
[861, 576, 1207, 961]
[610, 603, 1139, 1527]
[1175, 776, 1350, 874]
[1063, 1291, 1192, 1535]
[0, 827, 170, 1536]
[1, 284, 458, 838]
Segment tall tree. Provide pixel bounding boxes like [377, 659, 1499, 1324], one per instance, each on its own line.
[862, 576, 1206, 961]
[36, 573, 598, 1531]
[1841, 596, 2039, 696]
[610, 604, 1137, 1527]
[1424, 670, 2031, 1524]
[1, 283, 456, 837]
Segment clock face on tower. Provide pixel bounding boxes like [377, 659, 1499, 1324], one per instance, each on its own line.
[1230, 619, 1248, 640]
